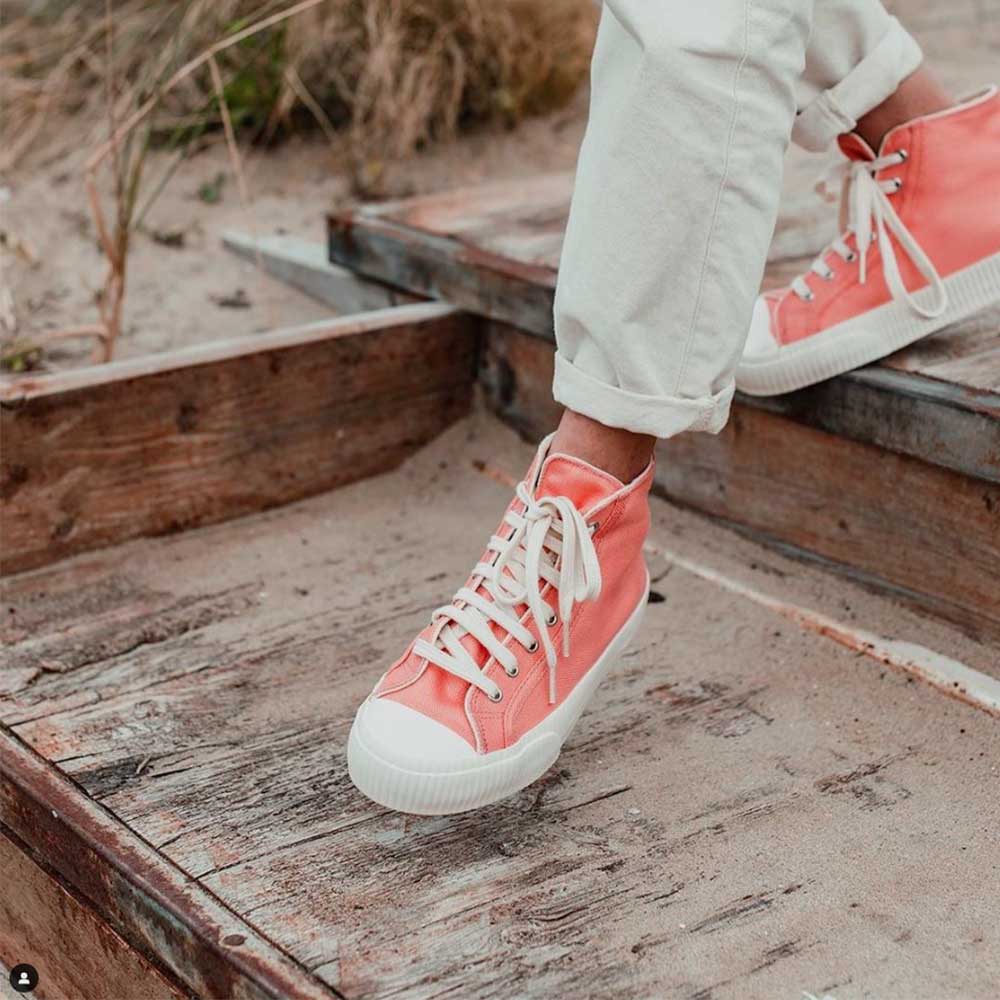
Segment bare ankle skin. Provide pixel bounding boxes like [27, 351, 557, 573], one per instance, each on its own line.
[549, 409, 656, 484]
[854, 65, 953, 149]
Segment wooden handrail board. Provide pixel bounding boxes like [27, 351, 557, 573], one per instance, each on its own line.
[1, 305, 479, 574]
[327, 176, 1000, 484]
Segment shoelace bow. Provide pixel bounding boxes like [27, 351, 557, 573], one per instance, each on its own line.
[792, 150, 948, 319]
[413, 480, 602, 705]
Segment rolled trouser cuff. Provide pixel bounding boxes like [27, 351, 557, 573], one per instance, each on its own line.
[793, 17, 924, 152]
[553, 350, 734, 439]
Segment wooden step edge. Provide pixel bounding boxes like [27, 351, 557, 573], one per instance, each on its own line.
[0, 728, 342, 1000]
[1, 825, 192, 1000]
[1, 306, 481, 575]
[0, 302, 458, 403]
[741, 366, 1000, 485]
[327, 211, 558, 336]
[221, 230, 419, 314]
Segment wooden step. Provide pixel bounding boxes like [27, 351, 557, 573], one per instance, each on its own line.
[1, 303, 477, 574]
[327, 175, 1000, 639]
[3, 417, 998, 999]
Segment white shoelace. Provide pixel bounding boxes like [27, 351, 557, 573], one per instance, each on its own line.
[792, 150, 948, 319]
[413, 480, 602, 705]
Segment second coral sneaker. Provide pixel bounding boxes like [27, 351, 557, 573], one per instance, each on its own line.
[738, 86, 1000, 396]
[347, 435, 653, 815]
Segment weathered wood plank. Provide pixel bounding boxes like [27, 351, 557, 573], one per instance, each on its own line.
[328, 213, 558, 337]
[0, 828, 188, 1000]
[0, 730, 339, 1000]
[1, 304, 479, 574]
[747, 364, 1000, 484]
[656, 406, 1000, 639]
[222, 232, 416, 314]
[3, 418, 998, 999]
[883, 304, 1000, 392]
[479, 323, 1000, 639]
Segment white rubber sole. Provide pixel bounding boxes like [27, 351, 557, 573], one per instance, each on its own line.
[736, 250, 1000, 396]
[347, 575, 649, 815]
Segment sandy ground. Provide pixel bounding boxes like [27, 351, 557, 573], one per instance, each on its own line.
[2, 10, 997, 372]
[0, 93, 590, 368]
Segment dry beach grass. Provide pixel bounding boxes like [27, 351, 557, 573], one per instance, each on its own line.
[0, 0, 596, 366]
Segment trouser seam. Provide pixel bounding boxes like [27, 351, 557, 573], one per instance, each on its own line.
[672, 0, 755, 395]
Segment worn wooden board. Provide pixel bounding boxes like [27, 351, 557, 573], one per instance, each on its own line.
[0, 733, 339, 1000]
[2, 416, 998, 1000]
[0, 829, 188, 1000]
[327, 175, 1000, 484]
[222, 232, 417, 314]
[0, 303, 478, 575]
[479, 322, 1000, 640]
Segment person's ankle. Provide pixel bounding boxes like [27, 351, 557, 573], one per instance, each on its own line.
[854, 65, 953, 150]
[549, 409, 655, 484]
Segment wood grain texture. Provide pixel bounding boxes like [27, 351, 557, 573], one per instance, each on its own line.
[0, 829, 188, 1000]
[0, 731, 340, 1000]
[3, 417, 998, 1000]
[328, 211, 558, 338]
[479, 323, 1000, 640]
[327, 178, 1000, 484]
[657, 406, 1000, 639]
[1, 305, 479, 575]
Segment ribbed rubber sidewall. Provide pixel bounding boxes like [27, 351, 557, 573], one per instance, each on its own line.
[737, 251, 1000, 396]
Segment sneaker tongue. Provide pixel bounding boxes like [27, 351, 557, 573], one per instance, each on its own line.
[400, 450, 626, 708]
[837, 132, 876, 162]
[533, 453, 624, 514]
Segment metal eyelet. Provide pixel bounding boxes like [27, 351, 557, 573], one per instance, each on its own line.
[506, 665, 519, 678]
[801, 290, 815, 302]
[892, 178, 903, 192]
[546, 612, 558, 626]
[821, 270, 835, 282]
[589, 521, 600, 535]
[897, 149, 908, 162]
[527, 640, 538, 653]
[488, 688, 503, 703]
[845, 251, 857, 263]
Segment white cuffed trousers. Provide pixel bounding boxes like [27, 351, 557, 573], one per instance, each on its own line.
[553, 0, 923, 437]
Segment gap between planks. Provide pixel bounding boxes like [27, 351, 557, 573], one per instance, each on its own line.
[474, 460, 1000, 718]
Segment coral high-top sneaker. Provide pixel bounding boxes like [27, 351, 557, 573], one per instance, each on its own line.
[348, 435, 653, 815]
[738, 86, 1000, 396]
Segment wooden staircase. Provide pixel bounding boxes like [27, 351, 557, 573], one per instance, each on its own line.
[2, 174, 998, 1000]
